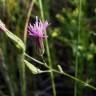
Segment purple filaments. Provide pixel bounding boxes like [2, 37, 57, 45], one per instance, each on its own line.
[28, 16, 48, 38]
[27, 17, 49, 56]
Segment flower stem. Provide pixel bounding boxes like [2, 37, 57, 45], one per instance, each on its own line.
[38, 0, 56, 96]
[74, 0, 82, 96]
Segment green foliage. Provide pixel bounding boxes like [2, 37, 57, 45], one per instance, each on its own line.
[0, 0, 96, 96]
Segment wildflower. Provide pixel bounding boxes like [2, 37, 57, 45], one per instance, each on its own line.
[28, 16, 49, 56]
[28, 16, 48, 38]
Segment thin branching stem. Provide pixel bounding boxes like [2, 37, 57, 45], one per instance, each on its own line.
[25, 53, 45, 65]
[25, 53, 96, 91]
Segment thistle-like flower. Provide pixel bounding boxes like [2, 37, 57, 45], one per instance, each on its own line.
[28, 16, 49, 56]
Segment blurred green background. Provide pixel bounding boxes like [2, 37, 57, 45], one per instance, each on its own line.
[0, 0, 96, 96]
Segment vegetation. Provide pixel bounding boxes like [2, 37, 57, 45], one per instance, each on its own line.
[0, 0, 96, 96]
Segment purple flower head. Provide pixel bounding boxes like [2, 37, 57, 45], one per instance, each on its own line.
[28, 16, 49, 38]
[27, 17, 49, 56]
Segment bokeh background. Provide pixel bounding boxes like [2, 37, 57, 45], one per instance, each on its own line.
[0, 0, 96, 96]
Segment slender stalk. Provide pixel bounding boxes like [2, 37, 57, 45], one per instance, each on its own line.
[38, 1, 56, 96]
[25, 53, 96, 91]
[25, 53, 45, 65]
[52, 70, 96, 91]
[18, 0, 35, 96]
[17, 55, 26, 96]
[24, 0, 36, 45]
[1, 1, 15, 96]
[21, 0, 35, 96]
[0, 38, 15, 96]
[74, 0, 82, 96]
